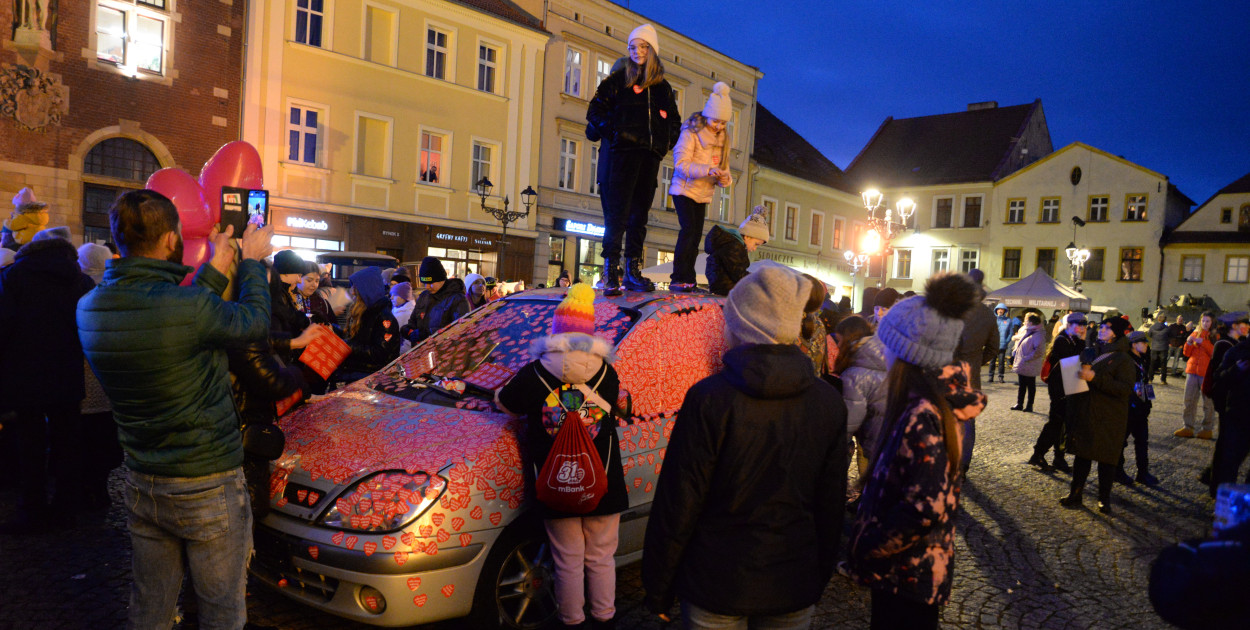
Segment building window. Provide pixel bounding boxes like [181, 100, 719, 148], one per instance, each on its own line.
[294, 0, 324, 47]
[96, 2, 167, 75]
[1040, 197, 1060, 223]
[1221, 207, 1233, 224]
[761, 198, 777, 231]
[596, 57, 613, 89]
[1006, 199, 1025, 224]
[1088, 195, 1109, 222]
[364, 6, 396, 65]
[671, 86, 683, 114]
[355, 115, 391, 178]
[588, 145, 600, 195]
[718, 185, 731, 222]
[426, 28, 449, 79]
[82, 138, 162, 243]
[1226, 256, 1249, 283]
[934, 197, 953, 228]
[1181, 255, 1204, 282]
[1084, 248, 1105, 281]
[471, 142, 493, 191]
[960, 249, 979, 273]
[564, 46, 583, 97]
[1037, 248, 1056, 277]
[728, 109, 740, 148]
[1119, 247, 1143, 281]
[832, 217, 844, 249]
[810, 211, 823, 247]
[1124, 194, 1148, 221]
[932, 249, 950, 273]
[894, 249, 912, 279]
[784, 204, 798, 242]
[419, 132, 445, 184]
[287, 105, 321, 165]
[558, 138, 578, 192]
[962, 197, 982, 228]
[477, 45, 499, 93]
[661, 166, 675, 211]
[1002, 248, 1021, 278]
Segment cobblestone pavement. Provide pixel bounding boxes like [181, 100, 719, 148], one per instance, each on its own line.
[0, 371, 1232, 629]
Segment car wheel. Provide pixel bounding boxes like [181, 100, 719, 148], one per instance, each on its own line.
[469, 519, 559, 630]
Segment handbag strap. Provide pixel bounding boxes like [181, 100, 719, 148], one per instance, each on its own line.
[534, 367, 611, 415]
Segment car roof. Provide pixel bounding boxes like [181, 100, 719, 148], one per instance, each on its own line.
[501, 288, 725, 317]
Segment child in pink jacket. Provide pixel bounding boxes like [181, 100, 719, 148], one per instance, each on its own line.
[667, 82, 733, 292]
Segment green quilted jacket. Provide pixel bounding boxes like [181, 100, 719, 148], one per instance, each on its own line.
[77, 257, 270, 477]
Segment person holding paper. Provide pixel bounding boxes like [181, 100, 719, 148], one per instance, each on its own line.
[1060, 317, 1136, 513]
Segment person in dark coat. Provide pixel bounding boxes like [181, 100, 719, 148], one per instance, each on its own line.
[586, 24, 681, 294]
[953, 269, 997, 474]
[497, 284, 626, 629]
[1122, 331, 1158, 485]
[703, 205, 769, 296]
[269, 249, 312, 361]
[334, 266, 401, 383]
[293, 261, 335, 326]
[0, 228, 95, 533]
[1060, 317, 1136, 513]
[1209, 313, 1250, 494]
[1147, 312, 1171, 383]
[1166, 315, 1188, 376]
[585, 56, 629, 208]
[643, 266, 848, 628]
[1029, 312, 1087, 472]
[403, 256, 469, 344]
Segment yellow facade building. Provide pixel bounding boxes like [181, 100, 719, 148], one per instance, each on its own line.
[1160, 171, 1250, 312]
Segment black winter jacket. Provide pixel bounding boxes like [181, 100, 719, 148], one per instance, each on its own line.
[405, 278, 470, 344]
[1047, 331, 1086, 399]
[342, 298, 402, 374]
[586, 70, 681, 159]
[1212, 338, 1250, 417]
[642, 344, 848, 617]
[703, 225, 750, 296]
[228, 339, 306, 429]
[0, 238, 95, 407]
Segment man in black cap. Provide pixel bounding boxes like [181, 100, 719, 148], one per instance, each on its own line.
[403, 255, 468, 344]
[867, 287, 899, 327]
[1029, 312, 1088, 472]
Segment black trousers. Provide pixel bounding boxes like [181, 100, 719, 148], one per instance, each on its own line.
[1071, 456, 1115, 502]
[600, 148, 661, 262]
[670, 195, 706, 284]
[870, 588, 939, 630]
[1148, 349, 1169, 382]
[1016, 375, 1037, 408]
[1213, 410, 1250, 491]
[1033, 396, 1067, 458]
[1122, 408, 1150, 475]
[12, 401, 83, 514]
[988, 348, 1010, 379]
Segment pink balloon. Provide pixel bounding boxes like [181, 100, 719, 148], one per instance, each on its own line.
[146, 168, 214, 239]
[178, 237, 212, 286]
[199, 141, 264, 220]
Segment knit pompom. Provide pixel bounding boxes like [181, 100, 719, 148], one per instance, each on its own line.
[566, 282, 595, 305]
[924, 272, 978, 319]
[551, 283, 597, 335]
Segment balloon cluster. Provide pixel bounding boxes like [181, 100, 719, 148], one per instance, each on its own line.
[145, 141, 264, 284]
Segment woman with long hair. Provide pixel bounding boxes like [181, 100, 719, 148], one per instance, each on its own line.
[849, 273, 987, 630]
[586, 24, 681, 295]
[667, 83, 732, 292]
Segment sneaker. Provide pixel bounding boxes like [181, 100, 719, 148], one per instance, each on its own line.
[1136, 472, 1159, 486]
[1010, 404, 1024, 411]
[1173, 427, 1195, 438]
[1196, 430, 1214, 440]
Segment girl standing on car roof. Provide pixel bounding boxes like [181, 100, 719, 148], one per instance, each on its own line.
[666, 82, 733, 293]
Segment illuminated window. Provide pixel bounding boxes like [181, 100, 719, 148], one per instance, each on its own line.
[1125, 195, 1148, 221]
[563, 46, 583, 97]
[95, 1, 166, 74]
[558, 138, 578, 192]
[419, 132, 446, 184]
[1119, 247, 1143, 281]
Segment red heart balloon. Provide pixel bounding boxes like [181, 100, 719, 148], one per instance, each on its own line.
[146, 168, 214, 238]
[200, 141, 264, 221]
[178, 236, 212, 286]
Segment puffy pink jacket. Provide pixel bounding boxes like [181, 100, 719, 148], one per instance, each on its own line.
[668, 126, 731, 204]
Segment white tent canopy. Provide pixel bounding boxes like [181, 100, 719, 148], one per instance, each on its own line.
[986, 267, 1092, 311]
[641, 255, 836, 292]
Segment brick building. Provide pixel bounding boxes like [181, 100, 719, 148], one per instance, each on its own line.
[1, 0, 245, 244]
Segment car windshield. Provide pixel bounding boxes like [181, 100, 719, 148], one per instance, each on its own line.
[369, 298, 638, 406]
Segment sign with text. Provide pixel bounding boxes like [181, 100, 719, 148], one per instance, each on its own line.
[554, 218, 606, 238]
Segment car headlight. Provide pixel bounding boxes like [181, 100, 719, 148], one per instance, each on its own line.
[318, 471, 447, 533]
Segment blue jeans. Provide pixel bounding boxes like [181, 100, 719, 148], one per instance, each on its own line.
[681, 601, 814, 630]
[123, 467, 253, 630]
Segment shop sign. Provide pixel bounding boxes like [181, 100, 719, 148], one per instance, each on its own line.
[756, 250, 797, 265]
[554, 218, 605, 238]
[434, 231, 494, 247]
[381, 230, 401, 237]
[286, 216, 329, 231]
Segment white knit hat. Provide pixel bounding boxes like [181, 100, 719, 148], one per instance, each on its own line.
[703, 82, 732, 121]
[739, 205, 770, 242]
[629, 24, 659, 55]
[724, 265, 812, 347]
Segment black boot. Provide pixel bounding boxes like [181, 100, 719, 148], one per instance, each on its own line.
[622, 257, 655, 292]
[1027, 452, 1052, 471]
[1059, 489, 1084, 508]
[1052, 455, 1072, 474]
[603, 259, 622, 296]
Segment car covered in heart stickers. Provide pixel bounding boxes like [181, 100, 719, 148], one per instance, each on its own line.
[251, 289, 728, 628]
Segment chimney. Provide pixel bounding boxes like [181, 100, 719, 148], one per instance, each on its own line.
[967, 101, 998, 111]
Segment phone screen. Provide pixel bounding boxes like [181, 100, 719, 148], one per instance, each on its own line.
[220, 187, 269, 236]
[246, 190, 269, 228]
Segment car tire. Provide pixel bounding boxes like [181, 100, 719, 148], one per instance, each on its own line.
[467, 517, 559, 630]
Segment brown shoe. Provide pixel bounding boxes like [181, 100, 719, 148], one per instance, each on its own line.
[1196, 430, 1214, 440]
[1174, 427, 1195, 438]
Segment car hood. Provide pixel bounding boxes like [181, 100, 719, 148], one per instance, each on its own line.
[276, 382, 527, 511]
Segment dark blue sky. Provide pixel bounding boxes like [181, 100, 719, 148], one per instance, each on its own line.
[616, 0, 1250, 206]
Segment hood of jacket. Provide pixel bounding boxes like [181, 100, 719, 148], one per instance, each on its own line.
[994, 303, 1008, 316]
[704, 224, 744, 253]
[10, 237, 83, 283]
[936, 361, 989, 422]
[431, 277, 467, 300]
[722, 343, 815, 399]
[850, 335, 887, 372]
[529, 332, 615, 384]
[350, 266, 388, 307]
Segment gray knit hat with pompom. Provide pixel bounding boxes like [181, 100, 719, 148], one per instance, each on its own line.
[876, 272, 978, 370]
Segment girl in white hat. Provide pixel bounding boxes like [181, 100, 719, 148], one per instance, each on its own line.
[667, 82, 733, 292]
[586, 24, 681, 295]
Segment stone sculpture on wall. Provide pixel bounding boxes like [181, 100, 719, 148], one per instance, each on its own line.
[0, 63, 68, 131]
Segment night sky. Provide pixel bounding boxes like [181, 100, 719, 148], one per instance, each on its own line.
[613, 0, 1250, 206]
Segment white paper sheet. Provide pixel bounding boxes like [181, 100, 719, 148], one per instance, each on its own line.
[1059, 355, 1089, 394]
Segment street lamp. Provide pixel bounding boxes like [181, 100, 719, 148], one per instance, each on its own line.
[861, 188, 916, 253]
[476, 177, 537, 279]
[843, 226, 881, 310]
[1065, 240, 1091, 292]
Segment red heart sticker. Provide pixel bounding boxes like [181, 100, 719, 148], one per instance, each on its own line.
[470, 506, 483, 520]
[413, 594, 427, 607]
[297, 489, 308, 502]
[384, 334, 393, 342]
[383, 320, 392, 329]
[407, 576, 422, 591]
[660, 110, 667, 119]
[308, 491, 320, 504]
[483, 487, 496, 501]
[382, 535, 396, 550]
[276, 497, 289, 507]
[633, 85, 643, 94]
[401, 532, 415, 547]
[489, 512, 502, 525]
[441, 584, 456, 598]
[420, 525, 433, 538]
[431, 513, 444, 526]
[363, 541, 377, 556]
[394, 551, 408, 566]
[451, 517, 465, 531]
[308, 546, 319, 559]
[344, 535, 358, 550]
[459, 533, 472, 547]
[436, 529, 450, 543]
[331, 532, 344, 545]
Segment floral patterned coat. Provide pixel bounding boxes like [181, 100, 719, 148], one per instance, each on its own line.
[847, 361, 987, 605]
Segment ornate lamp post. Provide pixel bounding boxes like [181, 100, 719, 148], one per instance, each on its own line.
[843, 227, 881, 311]
[476, 177, 537, 279]
[860, 188, 916, 255]
[1065, 240, 1091, 293]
